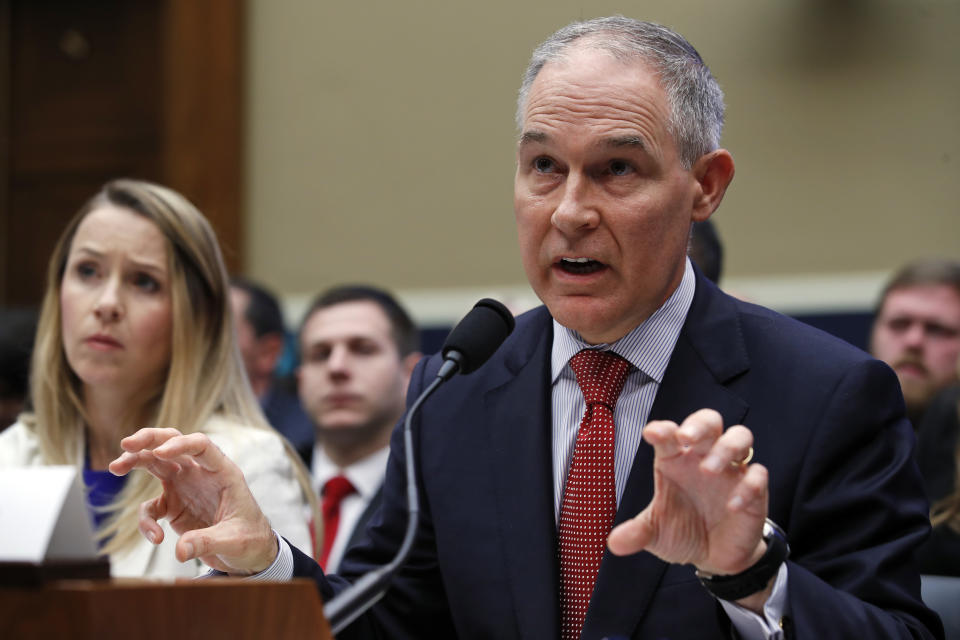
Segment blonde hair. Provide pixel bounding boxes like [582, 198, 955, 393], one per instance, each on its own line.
[25, 178, 318, 556]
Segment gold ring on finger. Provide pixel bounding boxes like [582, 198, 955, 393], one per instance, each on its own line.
[730, 446, 753, 469]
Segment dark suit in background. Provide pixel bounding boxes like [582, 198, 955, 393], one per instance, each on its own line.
[916, 385, 960, 578]
[262, 384, 315, 466]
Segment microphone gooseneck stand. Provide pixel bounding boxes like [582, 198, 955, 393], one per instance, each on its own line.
[322, 298, 515, 635]
[322, 373, 443, 634]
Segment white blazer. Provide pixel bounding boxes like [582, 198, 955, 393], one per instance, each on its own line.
[0, 415, 313, 578]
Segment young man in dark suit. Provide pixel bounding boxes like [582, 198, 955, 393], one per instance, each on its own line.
[297, 285, 420, 572]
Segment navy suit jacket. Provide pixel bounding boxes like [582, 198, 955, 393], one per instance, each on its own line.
[294, 272, 942, 639]
[261, 383, 315, 466]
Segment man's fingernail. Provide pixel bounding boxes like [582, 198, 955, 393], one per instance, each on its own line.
[728, 495, 744, 510]
[182, 542, 194, 558]
[146, 531, 156, 544]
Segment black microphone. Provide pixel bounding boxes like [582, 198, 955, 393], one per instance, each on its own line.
[437, 298, 516, 380]
[323, 298, 515, 633]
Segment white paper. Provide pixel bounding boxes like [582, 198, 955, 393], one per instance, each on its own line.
[0, 466, 99, 562]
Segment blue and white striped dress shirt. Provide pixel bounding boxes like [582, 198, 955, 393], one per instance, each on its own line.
[549, 257, 787, 639]
[550, 258, 695, 522]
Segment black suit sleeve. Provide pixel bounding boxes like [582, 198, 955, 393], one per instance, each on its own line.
[780, 359, 943, 639]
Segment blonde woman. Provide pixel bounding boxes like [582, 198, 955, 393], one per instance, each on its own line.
[0, 179, 317, 577]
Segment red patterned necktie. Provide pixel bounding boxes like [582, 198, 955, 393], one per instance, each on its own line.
[559, 349, 631, 640]
[319, 474, 356, 570]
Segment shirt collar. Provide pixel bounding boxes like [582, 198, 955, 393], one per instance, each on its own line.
[551, 257, 696, 383]
[311, 444, 390, 499]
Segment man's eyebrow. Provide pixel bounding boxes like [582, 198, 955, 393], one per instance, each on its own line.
[518, 130, 548, 146]
[518, 131, 649, 153]
[601, 135, 647, 151]
[303, 338, 330, 351]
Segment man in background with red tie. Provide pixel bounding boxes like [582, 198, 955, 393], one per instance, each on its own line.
[296, 285, 421, 571]
[112, 16, 941, 640]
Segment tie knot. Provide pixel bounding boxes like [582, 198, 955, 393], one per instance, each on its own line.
[569, 349, 630, 409]
[323, 475, 356, 506]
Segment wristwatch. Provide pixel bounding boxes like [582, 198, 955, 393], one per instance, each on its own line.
[696, 518, 790, 601]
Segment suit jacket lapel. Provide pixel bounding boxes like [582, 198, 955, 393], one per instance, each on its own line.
[347, 486, 384, 551]
[483, 308, 560, 640]
[584, 273, 751, 639]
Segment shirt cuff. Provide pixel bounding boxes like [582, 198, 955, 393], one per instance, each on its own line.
[197, 530, 294, 581]
[718, 562, 789, 640]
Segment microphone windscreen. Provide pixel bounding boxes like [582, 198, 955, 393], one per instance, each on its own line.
[441, 298, 515, 374]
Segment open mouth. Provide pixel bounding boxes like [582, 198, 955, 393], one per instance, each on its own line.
[557, 257, 606, 275]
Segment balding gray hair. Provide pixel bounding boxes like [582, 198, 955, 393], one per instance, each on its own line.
[516, 16, 725, 169]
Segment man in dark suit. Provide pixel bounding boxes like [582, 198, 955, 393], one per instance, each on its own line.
[297, 285, 421, 572]
[112, 16, 942, 640]
[230, 277, 315, 464]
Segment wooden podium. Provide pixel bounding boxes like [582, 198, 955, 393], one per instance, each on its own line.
[1, 577, 333, 639]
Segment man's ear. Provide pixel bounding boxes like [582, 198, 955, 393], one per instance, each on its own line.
[691, 149, 735, 222]
[402, 352, 423, 377]
[399, 352, 423, 394]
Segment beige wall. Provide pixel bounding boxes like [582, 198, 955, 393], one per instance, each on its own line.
[244, 0, 959, 323]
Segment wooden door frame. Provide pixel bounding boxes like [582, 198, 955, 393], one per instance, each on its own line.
[0, 0, 11, 302]
[0, 0, 245, 305]
[162, 0, 244, 274]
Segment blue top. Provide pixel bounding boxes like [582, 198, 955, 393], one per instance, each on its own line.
[82, 455, 127, 544]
